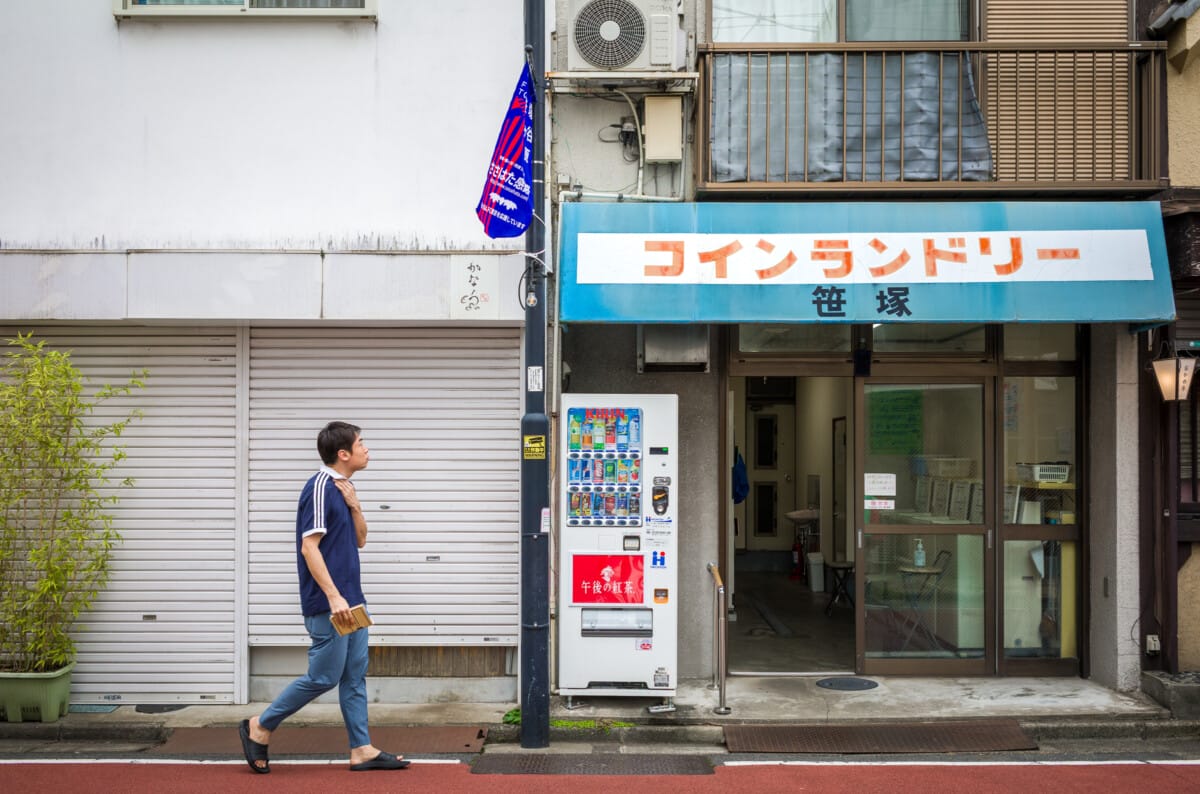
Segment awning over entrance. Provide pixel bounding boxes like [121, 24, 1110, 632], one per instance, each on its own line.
[558, 201, 1175, 324]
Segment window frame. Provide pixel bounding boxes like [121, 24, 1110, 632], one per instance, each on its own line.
[707, 0, 977, 45]
[112, 0, 378, 19]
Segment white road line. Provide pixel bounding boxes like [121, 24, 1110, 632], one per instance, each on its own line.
[0, 758, 464, 766]
[720, 759, 1200, 767]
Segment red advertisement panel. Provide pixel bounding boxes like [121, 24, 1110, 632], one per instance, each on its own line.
[571, 554, 644, 604]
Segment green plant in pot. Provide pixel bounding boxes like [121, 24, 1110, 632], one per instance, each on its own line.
[0, 333, 143, 722]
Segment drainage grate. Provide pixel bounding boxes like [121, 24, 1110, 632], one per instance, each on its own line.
[472, 754, 714, 775]
[69, 704, 119, 713]
[816, 677, 879, 691]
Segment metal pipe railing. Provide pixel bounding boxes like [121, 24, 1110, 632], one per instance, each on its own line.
[707, 562, 731, 715]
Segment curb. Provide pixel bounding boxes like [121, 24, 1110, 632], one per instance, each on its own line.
[3, 717, 1195, 749]
[488, 718, 1200, 746]
[486, 722, 725, 746]
[0, 721, 169, 744]
[1022, 718, 1200, 741]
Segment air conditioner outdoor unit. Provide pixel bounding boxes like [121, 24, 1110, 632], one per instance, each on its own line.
[567, 0, 685, 72]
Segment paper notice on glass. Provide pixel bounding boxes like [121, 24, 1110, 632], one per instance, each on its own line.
[864, 473, 896, 496]
[865, 498, 895, 511]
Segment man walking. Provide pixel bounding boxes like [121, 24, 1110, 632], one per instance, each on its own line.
[239, 421, 408, 773]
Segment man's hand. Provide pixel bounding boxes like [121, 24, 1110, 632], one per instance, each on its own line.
[334, 478, 369, 548]
[328, 593, 352, 629]
[334, 479, 361, 513]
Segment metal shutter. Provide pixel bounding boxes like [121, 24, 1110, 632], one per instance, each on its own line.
[247, 327, 521, 647]
[984, 0, 1130, 41]
[984, 0, 1132, 181]
[0, 325, 238, 704]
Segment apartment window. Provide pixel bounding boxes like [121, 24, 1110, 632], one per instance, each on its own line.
[113, 0, 376, 17]
[712, 0, 969, 44]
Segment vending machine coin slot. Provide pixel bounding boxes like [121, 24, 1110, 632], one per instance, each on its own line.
[623, 535, 641, 551]
[652, 485, 669, 515]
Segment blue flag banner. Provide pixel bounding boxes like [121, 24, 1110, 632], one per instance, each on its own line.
[476, 64, 536, 239]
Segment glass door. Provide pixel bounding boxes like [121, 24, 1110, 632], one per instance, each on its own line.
[855, 379, 994, 674]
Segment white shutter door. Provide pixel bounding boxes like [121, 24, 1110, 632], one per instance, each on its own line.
[0, 326, 238, 703]
[247, 328, 521, 646]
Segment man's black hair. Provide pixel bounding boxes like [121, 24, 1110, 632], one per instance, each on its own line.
[317, 421, 361, 465]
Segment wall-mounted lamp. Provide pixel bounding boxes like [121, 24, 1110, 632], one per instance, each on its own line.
[1151, 344, 1196, 402]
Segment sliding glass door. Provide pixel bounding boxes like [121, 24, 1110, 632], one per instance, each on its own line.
[856, 379, 993, 674]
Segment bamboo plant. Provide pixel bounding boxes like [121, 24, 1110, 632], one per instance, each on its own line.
[0, 334, 144, 673]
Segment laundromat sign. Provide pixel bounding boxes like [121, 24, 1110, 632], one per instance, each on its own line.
[558, 201, 1175, 324]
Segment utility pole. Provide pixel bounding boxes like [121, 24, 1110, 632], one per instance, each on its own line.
[519, 0, 550, 749]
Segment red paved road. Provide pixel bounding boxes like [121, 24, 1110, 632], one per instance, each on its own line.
[4, 760, 1200, 793]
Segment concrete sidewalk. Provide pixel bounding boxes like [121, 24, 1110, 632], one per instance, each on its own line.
[0, 676, 1193, 753]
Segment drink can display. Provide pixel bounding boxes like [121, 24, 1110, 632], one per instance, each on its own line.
[569, 458, 583, 484]
[592, 417, 606, 451]
[603, 494, 616, 515]
[615, 492, 628, 516]
[592, 459, 605, 484]
[615, 413, 629, 451]
[616, 459, 630, 483]
[581, 414, 592, 448]
[604, 458, 616, 483]
[592, 493, 605, 515]
[569, 492, 582, 516]
[629, 492, 641, 517]
[580, 492, 592, 515]
[605, 417, 616, 447]
[629, 410, 641, 446]
[629, 460, 640, 483]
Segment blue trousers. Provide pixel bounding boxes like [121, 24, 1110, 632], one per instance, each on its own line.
[259, 611, 371, 749]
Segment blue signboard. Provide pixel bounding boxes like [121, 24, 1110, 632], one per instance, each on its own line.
[558, 201, 1175, 324]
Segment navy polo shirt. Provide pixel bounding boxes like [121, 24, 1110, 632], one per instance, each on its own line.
[295, 466, 366, 617]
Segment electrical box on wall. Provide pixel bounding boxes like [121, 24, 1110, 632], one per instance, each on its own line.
[643, 95, 683, 163]
[637, 325, 709, 372]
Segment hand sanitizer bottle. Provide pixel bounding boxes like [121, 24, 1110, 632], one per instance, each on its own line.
[914, 539, 926, 567]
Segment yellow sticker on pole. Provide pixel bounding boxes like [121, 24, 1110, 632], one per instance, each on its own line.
[523, 434, 547, 460]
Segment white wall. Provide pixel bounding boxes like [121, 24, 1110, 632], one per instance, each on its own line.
[795, 377, 852, 560]
[0, 1, 525, 252]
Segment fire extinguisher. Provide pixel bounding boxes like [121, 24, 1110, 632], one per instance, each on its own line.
[789, 536, 804, 581]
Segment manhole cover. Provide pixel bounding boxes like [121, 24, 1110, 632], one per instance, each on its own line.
[816, 676, 878, 691]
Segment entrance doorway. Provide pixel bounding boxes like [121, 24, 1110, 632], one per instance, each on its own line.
[722, 323, 1082, 677]
[727, 376, 855, 674]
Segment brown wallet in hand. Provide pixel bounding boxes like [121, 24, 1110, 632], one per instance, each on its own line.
[331, 604, 373, 636]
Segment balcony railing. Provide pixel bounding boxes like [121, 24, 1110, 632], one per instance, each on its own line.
[700, 42, 1166, 195]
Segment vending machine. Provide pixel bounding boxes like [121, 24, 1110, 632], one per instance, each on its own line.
[557, 393, 678, 709]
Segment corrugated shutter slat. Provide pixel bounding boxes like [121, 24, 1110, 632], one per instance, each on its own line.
[247, 328, 522, 646]
[0, 325, 238, 704]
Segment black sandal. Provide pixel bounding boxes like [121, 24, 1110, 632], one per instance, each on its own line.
[238, 719, 270, 774]
[350, 750, 411, 771]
